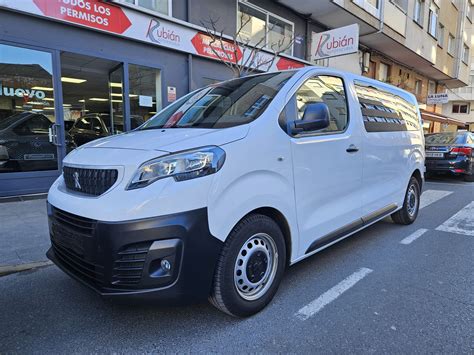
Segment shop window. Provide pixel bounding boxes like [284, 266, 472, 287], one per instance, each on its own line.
[414, 0, 424, 26]
[0, 43, 58, 173]
[237, 2, 294, 55]
[61, 52, 124, 148]
[123, 0, 171, 16]
[128, 64, 162, 125]
[452, 103, 469, 114]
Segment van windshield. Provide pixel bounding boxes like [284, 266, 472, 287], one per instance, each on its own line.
[139, 71, 295, 130]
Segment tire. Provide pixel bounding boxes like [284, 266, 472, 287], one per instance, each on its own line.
[209, 214, 286, 317]
[392, 176, 420, 225]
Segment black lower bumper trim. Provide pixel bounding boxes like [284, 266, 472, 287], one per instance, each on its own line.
[47, 206, 223, 302]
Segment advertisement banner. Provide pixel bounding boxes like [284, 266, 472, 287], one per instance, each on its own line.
[427, 93, 449, 105]
[0, 0, 306, 72]
[311, 24, 359, 61]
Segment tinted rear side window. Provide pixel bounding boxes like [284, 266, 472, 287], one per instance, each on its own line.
[425, 133, 467, 145]
[354, 80, 420, 132]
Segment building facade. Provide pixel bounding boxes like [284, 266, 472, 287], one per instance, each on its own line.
[443, 60, 474, 131]
[0, 0, 321, 197]
[282, 0, 473, 132]
[0, 0, 472, 197]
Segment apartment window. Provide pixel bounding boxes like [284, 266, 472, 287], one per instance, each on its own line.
[414, 0, 424, 26]
[123, 0, 171, 16]
[467, 5, 472, 22]
[415, 79, 422, 95]
[463, 44, 470, 64]
[237, 2, 294, 55]
[428, 1, 439, 38]
[428, 81, 436, 95]
[377, 62, 390, 82]
[452, 103, 469, 114]
[437, 23, 444, 47]
[448, 33, 456, 55]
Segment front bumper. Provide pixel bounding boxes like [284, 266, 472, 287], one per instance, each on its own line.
[425, 157, 471, 175]
[46, 204, 223, 302]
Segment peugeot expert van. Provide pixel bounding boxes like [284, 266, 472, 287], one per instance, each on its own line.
[47, 67, 425, 317]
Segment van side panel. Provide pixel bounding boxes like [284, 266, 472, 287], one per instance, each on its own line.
[351, 78, 425, 216]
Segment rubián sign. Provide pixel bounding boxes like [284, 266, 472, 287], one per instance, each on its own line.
[311, 24, 359, 61]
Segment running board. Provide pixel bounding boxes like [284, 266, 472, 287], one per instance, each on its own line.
[305, 204, 397, 255]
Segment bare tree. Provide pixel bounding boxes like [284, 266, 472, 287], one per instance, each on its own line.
[201, 12, 297, 77]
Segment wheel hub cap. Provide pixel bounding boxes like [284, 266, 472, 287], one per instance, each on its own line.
[233, 233, 278, 301]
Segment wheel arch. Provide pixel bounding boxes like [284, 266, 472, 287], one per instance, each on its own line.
[411, 168, 423, 191]
[236, 207, 293, 267]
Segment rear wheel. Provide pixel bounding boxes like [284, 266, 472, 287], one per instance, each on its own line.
[392, 176, 420, 225]
[209, 214, 286, 317]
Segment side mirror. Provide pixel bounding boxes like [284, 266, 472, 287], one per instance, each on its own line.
[289, 102, 330, 135]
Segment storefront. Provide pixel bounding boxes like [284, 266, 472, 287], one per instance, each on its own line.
[0, 0, 308, 197]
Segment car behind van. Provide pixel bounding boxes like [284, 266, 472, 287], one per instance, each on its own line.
[47, 67, 425, 317]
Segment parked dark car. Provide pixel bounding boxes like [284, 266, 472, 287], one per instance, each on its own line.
[425, 131, 474, 182]
[0, 112, 57, 172]
[68, 113, 144, 147]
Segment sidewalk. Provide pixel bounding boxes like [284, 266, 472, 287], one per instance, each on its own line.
[0, 198, 51, 269]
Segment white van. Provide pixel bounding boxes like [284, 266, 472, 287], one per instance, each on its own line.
[47, 67, 425, 317]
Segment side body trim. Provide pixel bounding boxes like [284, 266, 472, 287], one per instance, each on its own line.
[304, 204, 397, 255]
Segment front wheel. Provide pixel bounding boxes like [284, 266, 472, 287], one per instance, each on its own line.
[391, 176, 420, 225]
[209, 214, 286, 317]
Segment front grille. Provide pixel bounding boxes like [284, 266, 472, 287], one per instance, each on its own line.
[63, 166, 118, 196]
[50, 207, 104, 287]
[112, 242, 152, 287]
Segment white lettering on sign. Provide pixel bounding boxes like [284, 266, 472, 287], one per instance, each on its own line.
[311, 24, 359, 61]
[427, 93, 449, 105]
[0, 82, 46, 100]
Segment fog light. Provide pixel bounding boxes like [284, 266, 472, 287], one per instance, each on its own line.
[161, 259, 171, 271]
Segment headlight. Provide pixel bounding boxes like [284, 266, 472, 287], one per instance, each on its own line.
[127, 146, 226, 189]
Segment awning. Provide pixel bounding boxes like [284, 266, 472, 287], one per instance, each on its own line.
[420, 110, 467, 127]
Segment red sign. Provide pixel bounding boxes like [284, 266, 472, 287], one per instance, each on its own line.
[276, 57, 305, 70]
[32, 0, 131, 34]
[191, 33, 243, 63]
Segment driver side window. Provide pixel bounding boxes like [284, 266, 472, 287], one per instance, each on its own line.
[293, 75, 348, 134]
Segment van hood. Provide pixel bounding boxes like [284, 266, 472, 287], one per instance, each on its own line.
[79, 125, 249, 152]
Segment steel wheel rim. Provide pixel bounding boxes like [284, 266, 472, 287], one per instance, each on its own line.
[407, 185, 418, 217]
[233, 233, 278, 301]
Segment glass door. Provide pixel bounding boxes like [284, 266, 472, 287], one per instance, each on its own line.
[0, 43, 60, 175]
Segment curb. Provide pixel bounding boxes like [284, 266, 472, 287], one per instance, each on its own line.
[0, 260, 53, 277]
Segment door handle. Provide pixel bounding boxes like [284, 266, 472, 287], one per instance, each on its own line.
[346, 144, 359, 153]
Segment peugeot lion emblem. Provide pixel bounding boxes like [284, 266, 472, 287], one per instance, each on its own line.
[73, 171, 81, 190]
